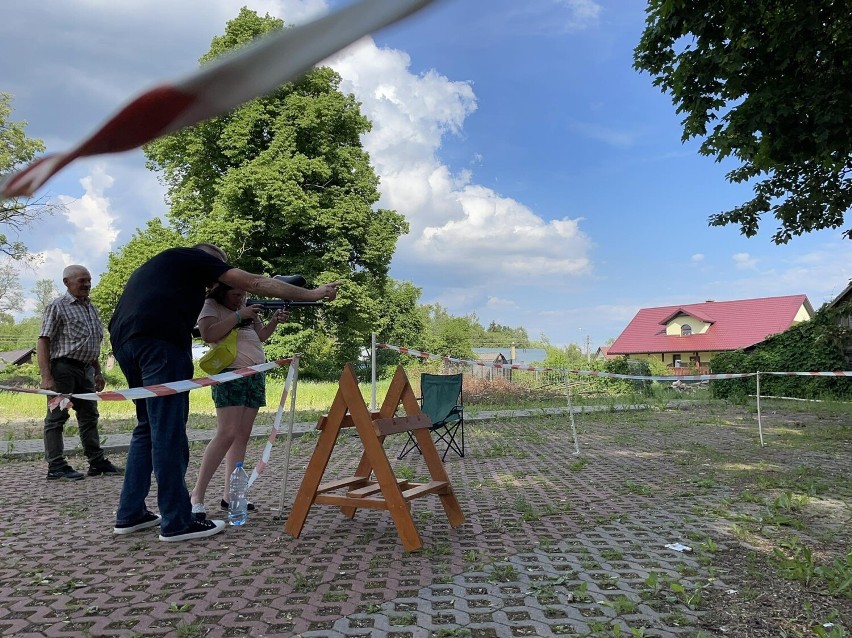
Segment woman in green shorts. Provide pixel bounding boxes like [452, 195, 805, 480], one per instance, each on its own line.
[190, 283, 288, 518]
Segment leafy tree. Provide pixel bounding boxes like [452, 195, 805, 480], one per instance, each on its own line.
[139, 8, 410, 376]
[0, 315, 40, 352]
[32, 278, 60, 316]
[475, 321, 531, 348]
[0, 261, 23, 313]
[370, 280, 426, 377]
[0, 93, 63, 261]
[417, 303, 477, 360]
[710, 302, 850, 399]
[91, 218, 184, 328]
[634, 1, 852, 243]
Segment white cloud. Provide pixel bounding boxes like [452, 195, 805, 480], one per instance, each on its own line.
[691, 253, 704, 262]
[57, 165, 120, 259]
[732, 252, 758, 270]
[557, 0, 603, 29]
[331, 39, 594, 287]
[486, 296, 519, 309]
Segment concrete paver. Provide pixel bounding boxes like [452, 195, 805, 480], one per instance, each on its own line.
[0, 403, 845, 637]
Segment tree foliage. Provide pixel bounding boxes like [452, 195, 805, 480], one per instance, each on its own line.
[31, 278, 60, 316]
[634, 1, 852, 243]
[135, 8, 409, 376]
[91, 218, 184, 328]
[0, 93, 64, 261]
[710, 302, 851, 399]
[472, 321, 530, 348]
[0, 261, 23, 313]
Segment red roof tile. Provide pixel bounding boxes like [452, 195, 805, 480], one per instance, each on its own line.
[608, 295, 812, 355]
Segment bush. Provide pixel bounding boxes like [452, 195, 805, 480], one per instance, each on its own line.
[711, 302, 851, 400]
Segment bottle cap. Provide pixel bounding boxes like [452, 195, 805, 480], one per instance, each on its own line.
[235, 461, 243, 468]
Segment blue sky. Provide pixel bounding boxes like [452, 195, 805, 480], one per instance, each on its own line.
[1, 0, 849, 350]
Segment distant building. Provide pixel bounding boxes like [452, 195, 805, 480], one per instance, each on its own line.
[471, 347, 547, 379]
[0, 347, 35, 370]
[594, 346, 618, 361]
[827, 279, 852, 362]
[608, 295, 813, 372]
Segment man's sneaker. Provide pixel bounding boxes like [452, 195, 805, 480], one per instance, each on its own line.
[220, 499, 256, 511]
[88, 460, 122, 476]
[159, 519, 225, 542]
[114, 510, 161, 535]
[191, 503, 207, 521]
[47, 465, 84, 481]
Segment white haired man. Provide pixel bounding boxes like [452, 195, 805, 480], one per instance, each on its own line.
[37, 265, 119, 480]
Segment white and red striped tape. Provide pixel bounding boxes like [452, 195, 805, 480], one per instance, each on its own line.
[0, 359, 292, 411]
[248, 355, 299, 487]
[378, 343, 852, 381]
[0, 0, 437, 199]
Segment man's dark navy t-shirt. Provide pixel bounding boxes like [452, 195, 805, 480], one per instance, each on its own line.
[109, 247, 233, 351]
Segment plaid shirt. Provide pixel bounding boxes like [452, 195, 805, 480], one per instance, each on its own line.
[39, 293, 104, 365]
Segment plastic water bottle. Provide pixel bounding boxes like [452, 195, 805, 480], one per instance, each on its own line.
[228, 461, 249, 526]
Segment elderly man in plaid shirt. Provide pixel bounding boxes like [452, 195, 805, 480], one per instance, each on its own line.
[37, 265, 120, 480]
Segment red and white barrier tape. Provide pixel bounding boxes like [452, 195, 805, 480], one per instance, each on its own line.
[0, 0, 436, 199]
[0, 359, 292, 411]
[762, 371, 852, 377]
[377, 343, 852, 381]
[248, 355, 299, 487]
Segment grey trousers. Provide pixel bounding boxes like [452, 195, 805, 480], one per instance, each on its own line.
[43, 358, 104, 470]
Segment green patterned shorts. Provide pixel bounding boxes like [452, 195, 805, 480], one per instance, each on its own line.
[212, 370, 266, 409]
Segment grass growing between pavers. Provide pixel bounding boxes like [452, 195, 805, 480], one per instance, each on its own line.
[0, 399, 849, 637]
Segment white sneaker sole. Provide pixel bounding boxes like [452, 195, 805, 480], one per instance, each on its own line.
[113, 514, 162, 535]
[159, 519, 226, 542]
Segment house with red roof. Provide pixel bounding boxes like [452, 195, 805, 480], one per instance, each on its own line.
[607, 295, 814, 371]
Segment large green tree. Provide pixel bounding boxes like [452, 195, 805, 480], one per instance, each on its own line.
[634, 1, 852, 244]
[0, 93, 63, 261]
[0, 261, 23, 313]
[124, 8, 410, 376]
[31, 278, 60, 316]
[91, 218, 184, 327]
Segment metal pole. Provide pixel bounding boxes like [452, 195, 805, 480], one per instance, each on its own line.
[756, 371, 765, 447]
[371, 332, 377, 411]
[567, 371, 580, 455]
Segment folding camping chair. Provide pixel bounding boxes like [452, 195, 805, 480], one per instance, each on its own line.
[398, 372, 465, 461]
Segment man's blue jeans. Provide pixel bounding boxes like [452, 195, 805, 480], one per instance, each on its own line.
[113, 338, 194, 535]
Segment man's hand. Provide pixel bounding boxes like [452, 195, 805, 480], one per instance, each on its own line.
[40, 375, 56, 392]
[317, 282, 342, 302]
[94, 372, 106, 392]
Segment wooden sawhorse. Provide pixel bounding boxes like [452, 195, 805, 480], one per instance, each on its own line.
[284, 363, 464, 551]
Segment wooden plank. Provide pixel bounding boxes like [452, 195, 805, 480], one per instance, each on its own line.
[348, 478, 408, 498]
[317, 410, 381, 430]
[373, 413, 432, 436]
[315, 494, 390, 509]
[401, 480, 448, 500]
[284, 368, 350, 538]
[317, 475, 370, 493]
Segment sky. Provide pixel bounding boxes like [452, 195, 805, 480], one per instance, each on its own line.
[1, 0, 850, 351]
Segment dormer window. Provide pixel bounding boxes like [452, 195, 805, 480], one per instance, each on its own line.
[681, 324, 692, 336]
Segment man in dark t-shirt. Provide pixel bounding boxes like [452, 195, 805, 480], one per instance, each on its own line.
[110, 243, 340, 542]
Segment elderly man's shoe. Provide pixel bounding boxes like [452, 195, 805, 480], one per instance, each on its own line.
[47, 465, 84, 480]
[88, 460, 121, 476]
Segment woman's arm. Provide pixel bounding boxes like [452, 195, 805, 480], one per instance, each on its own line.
[254, 308, 288, 342]
[198, 304, 253, 343]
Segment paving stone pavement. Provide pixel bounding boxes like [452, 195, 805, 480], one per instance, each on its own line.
[0, 403, 840, 637]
